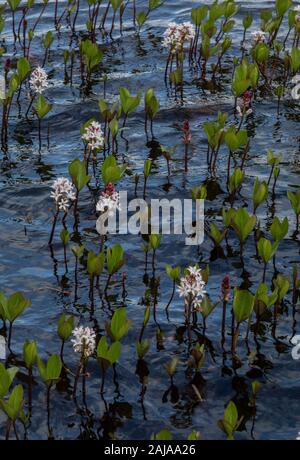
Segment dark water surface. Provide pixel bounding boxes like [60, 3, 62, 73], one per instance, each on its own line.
[0, 0, 300, 440]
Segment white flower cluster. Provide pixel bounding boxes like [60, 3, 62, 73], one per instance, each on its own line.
[82, 121, 104, 150]
[177, 266, 206, 310]
[51, 177, 76, 213]
[29, 66, 49, 94]
[71, 326, 96, 358]
[162, 22, 195, 53]
[96, 183, 120, 217]
[251, 30, 266, 44]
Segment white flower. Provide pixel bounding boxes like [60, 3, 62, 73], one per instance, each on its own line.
[236, 103, 253, 117]
[96, 183, 120, 217]
[71, 326, 96, 358]
[251, 30, 266, 44]
[82, 121, 104, 150]
[162, 22, 195, 53]
[29, 66, 49, 94]
[50, 177, 76, 212]
[177, 266, 206, 310]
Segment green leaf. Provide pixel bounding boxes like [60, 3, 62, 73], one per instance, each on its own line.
[106, 244, 124, 275]
[257, 238, 278, 263]
[23, 340, 37, 369]
[101, 155, 126, 185]
[34, 94, 52, 119]
[252, 177, 268, 211]
[87, 251, 105, 278]
[17, 57, 30, 82]
[57, 314, 74, 341]
[0, 364, 18, 398]
[200, 295, 216, 319]
[270, 216, 289, 241]
[110, 307, 132, 341]
[151, 429, 173, 441]
[231, 207, 256, 243]
[0, 384, 24, 421]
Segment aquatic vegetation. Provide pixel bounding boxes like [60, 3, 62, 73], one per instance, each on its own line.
[0, 0, 299, 442]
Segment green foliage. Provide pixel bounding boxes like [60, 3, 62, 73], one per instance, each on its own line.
[224, 127, 248, 152]
[87, 251, 105, 278]
[270, 217, 288, 241]
[203, 112, 227, 149]
[80, 39, 103, 72]
[165, 264, 181, 281]
[191, 5, 208, 26]
[189, 343, 205, 372]
[7, 0, 21, 11]
[37, 354, 62, 386]
[144, 88, 159, 120]
[17, 57, 30, 82]
[0, 291, 31, 323]
[119, 87, 141, 116]
[42, 30, 53, 49]
[23, 340, 37, 369]
[267, 149, 281, 167]
[143, 305, 151, 327]
[188, 431, 200, 440]
[57, 314, 74, 341]
[273, 274, 289, 302]
[254, 283, 278, 316]
[218, 401, 240, 440]
[252, 43, 269, 63]
[97, 336, 121, 367]
[60, 228, 70, 246]
[69, 158, 91, 191]
[101, 155, 126, 185]
[0, 384, 24, 422]
[200, 295, 216, 319]
[231, 207, 256, 244]
[149, 234, 162, 250]
[209, 223, 226, 246]
[71, 244, 85, 258]
[165, 357, 178, 377]
[289, 47, 300, 73]
[233, 289, 255, 323]
[111, 0, 122, 13]
[243, 13, 253, 30]
[275, 0, 292, 17]
[191, 184, 207, 200]
[257, 237, 279, 263]
[232, 59, 259, 96]
[0, 364, 18, 398]
[144, 159, 152, 178]
[287, 189, 300, 216]
[34, 94, 52, 119]
[222, 207, 236, 227]
[106, 244, 124, 275]
[228, 168, 244, 194]
[151, 429, 173, 441]
[108, 307, 132, 342]
[136, 339, 150, 359]
[252, 178, 268, 212]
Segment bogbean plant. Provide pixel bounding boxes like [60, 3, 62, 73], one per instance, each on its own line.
[0, 0, 299, 441]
